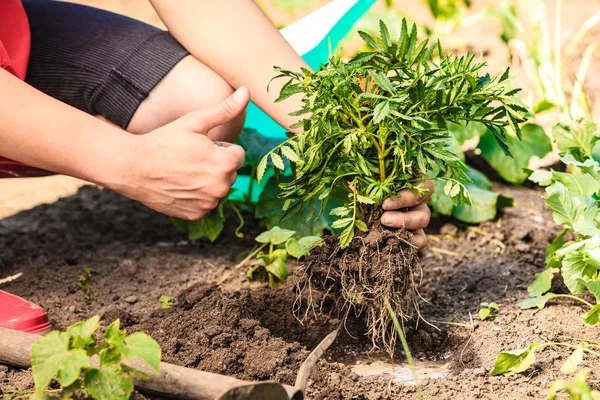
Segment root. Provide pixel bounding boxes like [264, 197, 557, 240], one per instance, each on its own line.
[294, 225, 421, 354]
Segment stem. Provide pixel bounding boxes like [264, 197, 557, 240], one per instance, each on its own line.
[230, 204, 244, 238]
[538, 342, 600, 358]
[384, 296, 422, 400]
[217, 243, 267, 285]
[552, 294, 594, 309]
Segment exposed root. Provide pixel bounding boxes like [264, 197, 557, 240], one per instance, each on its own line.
[294, 224, 421, 354]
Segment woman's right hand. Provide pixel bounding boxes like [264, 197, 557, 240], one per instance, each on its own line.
[109, 87, 249, 220]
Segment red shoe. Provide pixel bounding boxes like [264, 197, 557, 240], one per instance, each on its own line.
[0, 290, 52, 334]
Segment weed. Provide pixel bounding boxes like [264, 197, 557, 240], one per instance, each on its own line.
[159, 296, 173, 309]
[478, 302, 499, 320]
[30, 316, 160, 400]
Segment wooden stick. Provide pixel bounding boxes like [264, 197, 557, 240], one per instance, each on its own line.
[0, 328, 302, 400]
[0, 272, 22, 285]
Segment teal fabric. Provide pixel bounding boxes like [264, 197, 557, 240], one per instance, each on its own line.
[233, 0, 376, 201]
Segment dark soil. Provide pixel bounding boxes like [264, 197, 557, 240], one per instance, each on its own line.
[2, 181, 600, 400]
[299, 226, 419, 353]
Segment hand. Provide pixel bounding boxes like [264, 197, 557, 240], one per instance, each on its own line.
[380, 180, 434, 249]
[113, 87, 250, 220]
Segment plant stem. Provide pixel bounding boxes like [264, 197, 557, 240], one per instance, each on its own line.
[552, 294, 594, 309]
[217, 243, 267, 285]
[384, 296, 422, 400]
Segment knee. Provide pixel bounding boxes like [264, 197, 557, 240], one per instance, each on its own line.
[127, 55, 246, 142]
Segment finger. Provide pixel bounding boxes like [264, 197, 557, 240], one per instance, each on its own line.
[179, 87, 251, 134]
[382, 180, 434, 210]
[381, 203, 431, 230]
[410, 229, 428, 249]
[216, 143, 246, 170]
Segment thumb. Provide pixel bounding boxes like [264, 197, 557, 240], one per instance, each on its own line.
[183, 87, 250, 134]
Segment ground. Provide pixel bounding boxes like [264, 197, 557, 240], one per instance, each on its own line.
[2, 0, 600, 399]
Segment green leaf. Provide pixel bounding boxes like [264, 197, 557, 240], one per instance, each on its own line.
[583, 281, 600, 302]
[582, 304, 600, 325]
[255, 226, 296, 245]
[517, 293, 558, 310]
[528, 268, 554, 297]
[491, 342, 540, 376]
[533, 99, 557, 114]
[266, 258, 289, 282]
[66, 316, 99, 349]
[83, 366, 133, 400]
[553, 122, 598, 158]
[280, 146, 300, 162]
[479, 308, 491, 320]
[285, 236, 323, 259]
[123, 333, 161, 374]
[452, 185, 513, 223]
[32, 331, 90, 390]
[339, 225, 355, 249]
[478, 124, 552, 184]
[545, 182, 586, 230]
[373, 100, 391, 124]
[560, 345, 584, 374]
[186, 208, 225, 243]
[257, 155, 268, 183]
[270, 153, 285, 170]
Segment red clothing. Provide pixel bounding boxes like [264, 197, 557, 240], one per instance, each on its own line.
[0, 0, 50, 177]
[0, 0, 30, 79]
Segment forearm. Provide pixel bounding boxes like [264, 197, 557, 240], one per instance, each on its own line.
[0, 69, 134, 188]
[150, 0, 308, 130]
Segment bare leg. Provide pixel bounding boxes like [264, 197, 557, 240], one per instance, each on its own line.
[126, 55, 246, 142]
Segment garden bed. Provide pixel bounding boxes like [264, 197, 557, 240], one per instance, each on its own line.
[1, 183, 599, 399]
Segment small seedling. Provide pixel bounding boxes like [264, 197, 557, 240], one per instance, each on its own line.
[478, 302, 499, 320]
[491, 340, 600, 377]
[30, 316, 161, 400]
[77, 267, 97, 299]
[159, 295, 173, 309]
[246, 226, 322, 288]
[549, 369, 600, 400]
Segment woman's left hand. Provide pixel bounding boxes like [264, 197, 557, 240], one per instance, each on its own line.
[380, 180, 434, 249]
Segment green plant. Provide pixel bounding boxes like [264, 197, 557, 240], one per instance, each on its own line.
[30, 316, 160, 400]
[77, 267, 98, 299]
[258, 19, 524, 351]
[260, 19, 525, 248]
[491, 339, 600, 377]
[524, 121, 600, 326]
[549, 369, 600, 400]
[159, 296, 173, 309]
[246, 226, 322, 288]
[478, 301, 499, 320]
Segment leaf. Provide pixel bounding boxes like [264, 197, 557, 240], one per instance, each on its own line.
[285, 236, 323, 259]
[66, 316, 99, 349]
[518, 293, 559, 310]
[528, 268, 554, 297]
[373, 100, 391, 124]
[257, 155, 268, 183]
[560, 346, 584, 374]
[478, 124, 552, 184]
[271, 153, 285, 170]
[491, 342, 540, 376]
[266, 258, 289, 282]
[479, 308, 491, 320]
[83, 366, 133, 400]
[186, 208, 225, 243]
[123, 333, 161, 374]
[32, 331, 90, 390]
[452, 185, 513, 224]
[546, 229, 571, 264]
[533, 99, 557, 114]
[583, 281, 600, 302]
[582, 304, 600, 325]
[339, 225, 355, 249]
[280, 146, 300, 162]
[255, 226, 296, 245]
[553, 122, 598, 157]
[545, 182, 586, 230]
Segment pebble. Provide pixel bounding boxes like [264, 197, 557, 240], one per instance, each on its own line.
[67, 305, 75, 313]
[124, 295, 138, 304]
[328, 372, 341, 386]
[120, 259, 137, 276]
[514, 243, 530, 252]
[473, 367, 487, 377]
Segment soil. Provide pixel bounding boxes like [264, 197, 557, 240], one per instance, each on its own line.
[2, 182, 600, 400]
[2, 0, 600, 399]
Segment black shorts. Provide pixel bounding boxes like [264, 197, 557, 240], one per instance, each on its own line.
[22, 0, 190, 129]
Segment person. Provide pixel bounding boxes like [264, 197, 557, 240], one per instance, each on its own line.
[0, 0, 433, 333]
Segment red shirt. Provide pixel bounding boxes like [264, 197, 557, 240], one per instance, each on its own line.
[0, 0, 30, 79]
[0, 0, 49, 178]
